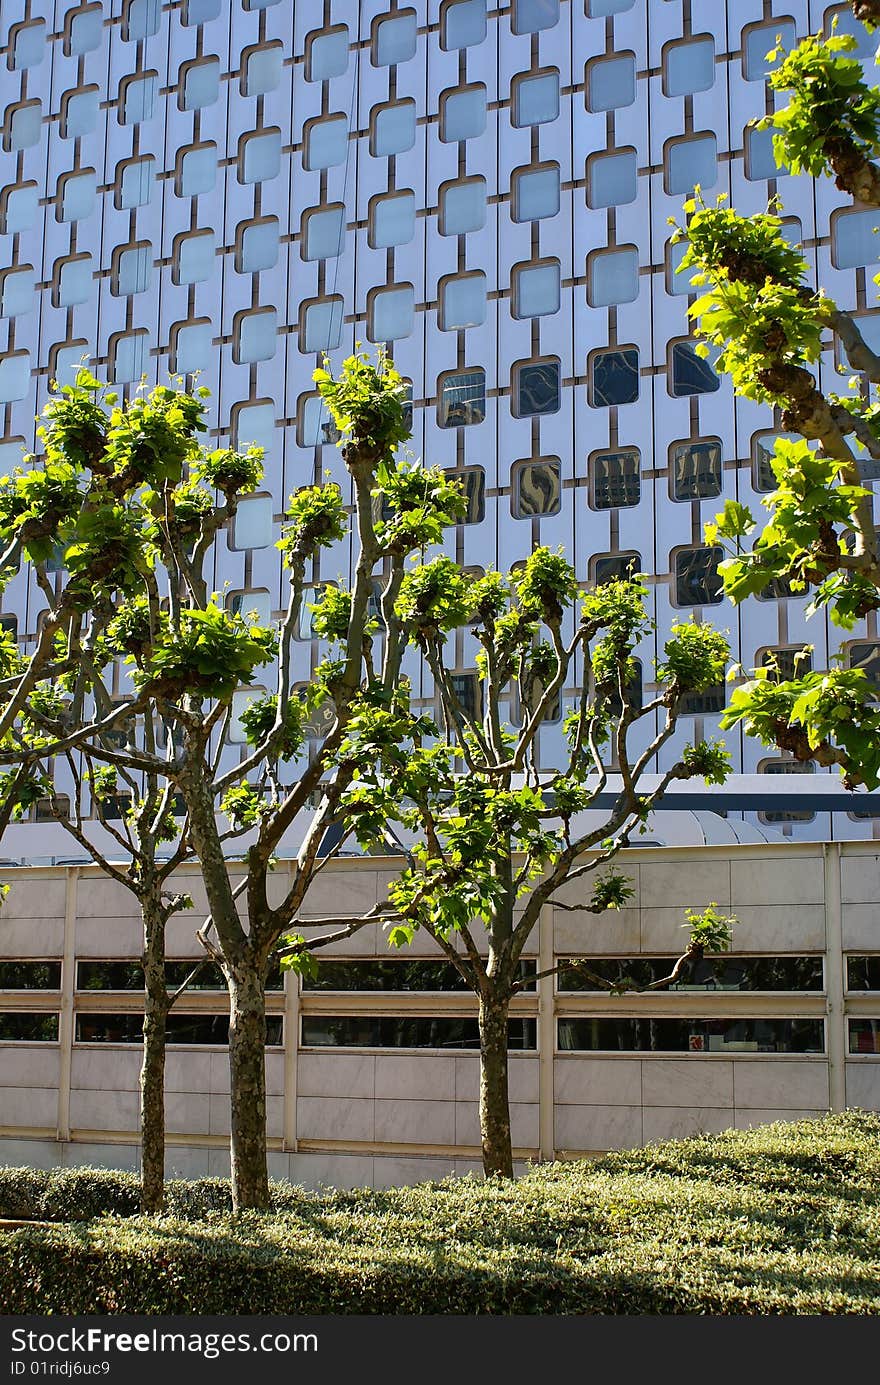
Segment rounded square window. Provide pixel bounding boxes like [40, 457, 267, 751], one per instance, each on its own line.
[231, 495, 273, 551]
[849, 641, 880, 691]
[238, 129, 282, 185]
[666, 238, 701, 296]
[440, 84, 487, 142]
[0, 183, 38, 235]
[111, 243, 152, 298]
[0, 353, 30, 403]
[593, 553, 641, 586]
[304, 114, 348, 170]
[373, 10, 417, 66]
[588, 348, 639, 407]
[512, 458, 561, 518]
[512, 69, 559, 127]
[669, 438, 722, 501]
[176, 144, 216, 198]
[60, 88, 99, 140]
[663, 36, 715, 97]
[589, 448, 640, 510]
[673, 546, 724, 606]
[5, 101, 42, 152]
[123, 0, 161, 42]
[825, 4, 877, 59]
[752, 431, 797, 493]
[369, 191, 416, 249]
[120, 72, 159, 125]
[297, 392, 337, 448]
[64, 6, 102, 56]
[442, 0, 487, 50]
[438, 369, 486, 427]
[0, 267, 34, 319]
[233, 401, 275, 455]
[587, 246, 639, 307]
[370, 100, 417, 157]
[587, 0, 634, 14]
[512, 260, 560, 319]
[180, 58, 220, 112]
[228, 590, 273, 628]
[302, 204, 345, 261]
[299, 297, 344, 354]
[512, 0, 559, 35]
[445, 468, 485, 523]
[742, 19, 797, 82]
[9, 20, 46, 70]
[511, 164, 560, 222]
[586, 54, 636, 112]
[439, 272, 486, 331]
[832, 208, 880, 269]
[233, 307, 278, 364]
[235, 218, 279, 273]
[669, 340, 720, 398]
[369, 284, 415, 343]
[439, 177, 486, 235]
[111, 331, 150, 385]
[306, 26, 349, 82]
[173, 230, 215, 286]
[182, 0, 221, 23]
[744, 125, 782, 181]
[55, 255, 93, 309]
[664, 133, 717, 195]
[242, 44, 283, 97]
[58, 169, 97, 223]
[513, 359, 560, 417]
[171, 319, 213, 375]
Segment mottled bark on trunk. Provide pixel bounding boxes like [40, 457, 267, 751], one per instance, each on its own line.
[140, 903, 167, 1215]
[228, 965, 270, 1211]
[479, 995, 514, 1179]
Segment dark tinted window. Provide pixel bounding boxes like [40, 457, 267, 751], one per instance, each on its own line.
[558, 956, 823, 992]
[590, 449, 640, 509]
[670, 342, 720, 397]
[0, 961, 61, 989]
[438, 369, 485, 427]
[558, 1016, 824, 1053]
[589, 348, 639, 407]
[674, 546, 723, 605]
[515, 361, 560, 416]
[302, 1015, 537, 1048]
[670, 439, 722, 500]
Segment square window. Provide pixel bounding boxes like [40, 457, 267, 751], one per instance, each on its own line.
[440, 84, 487, 142]
[172, 320, 212, 374]
[444, 468, 485, 523]
[587, 150, 637, 209]
[0, 183, 38, 235]
[663, 37, 715, 97]
[743, 19, 797, 82]
[5, 101, 42, 151]
[665, 133, 717, 195]
[302, 204, 345, 261]
[0, 267, 34, 319]
[50, 341, 90, 386]
[65, 6, 103, 54]
[300, 297, 344, 354]
[373, 10, 417, 66]
[761, 646, 813, 682]
[60, 88, 99, 140]
[231, 495, 273, 550]
[440, 272, 486, 331]
[589, 348, 639, 407]
[849, 641, 880, 690]
[111, 331, 149, 385]
[58, 170, 96, 223]
[371, 100, 417, 157]
[438, 369, 486, 427]
[234, 308, 277, 364]
[587, 0, 634, 14]
[121, 73, 159, 125]
[117, 157, 155, 210]
[593, 553, 640, 585]
[369, 285, 415, 343]
[512, 164, 560, 222]
[587, 54, 636, 112]
[512, 70, 559, 128]
[674, 546, 724, 606]
[173, 231, 215, 286]
[0, 353, 30, 403]
[744, 125, 782, 181]
[669, 340, 720, 398]
[370, 191, 416, 249]
[112, 244, 152, 297]
[177, 144, 216, 198]
[183, 0, 221, 22]
[57, 255, 93, 307]
[753, 431, 796, 493]
[439, 177, 486, 235]
[304, 115, 348, 170]
[10, 20, 46, 70]
[512, 459, 561, 518]
[180, 59, 220, 111]
[239, 130, 282, 185]
[587, 246, 639, 307]
[228, 590, 272, 627]
[242, 44, 283, 97]
[233, 401, 275, 454]
[666, 238, 700, 295]
[307, 26, 349, 81]
[236, 218, 279, 273]
[832, 209, 880, 269]
[514, 360, 560, 417]
[297, 393, 336, 448]
[512, 0, 559, 35]
[442, 0, 487, 50]
[826, 5, 876, 60]
[589, 449, 640, 510]
[123, 0, 161, 42]
[512, 260, 560, 318]
[670, 439, 723, 501]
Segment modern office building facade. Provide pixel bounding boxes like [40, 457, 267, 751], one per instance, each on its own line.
[0, 0, 879, 850]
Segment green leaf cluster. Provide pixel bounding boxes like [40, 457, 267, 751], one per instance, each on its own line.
[313, 349, 411, 456]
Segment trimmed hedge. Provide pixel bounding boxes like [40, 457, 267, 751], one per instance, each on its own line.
[1, 1111, 879, 1314]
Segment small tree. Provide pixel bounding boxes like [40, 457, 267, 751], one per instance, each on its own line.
[325, 550, 733, 1177]
[673, 3, 880, 789]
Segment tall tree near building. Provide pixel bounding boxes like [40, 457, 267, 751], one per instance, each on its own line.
[674, 2, 880, 790]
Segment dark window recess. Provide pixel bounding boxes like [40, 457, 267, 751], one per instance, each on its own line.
[675, 546, 723, 605]
[849, 1019, 880, 1054]
[0, 613, 17, 638]
[590, 449, 640, 509]
[304, 959, 536, 991]
[558, 956, 824, 993]
[76, 959, 284, 991]
[302, 1015, 537, 1049]
[679, 685, 726, 716]
[515, 361, 560, 416]
[589, 348, 639, 407]
[849, 642, 880, 691]
[847, 956, 880, 991]
[670, 342, 720, 397]
[76, 1013, 284, 1045]
[594, 553, 640, 585]
[0, 1012, 59, 1041]
[670, 440, 722, 501]
[756, 574, 797, 602]
[558, 1016, 825, 1054]
[438, 369, 485, 427]
[0, 961, 62, 989]
[761, 647, 813, 682]
[443, 467, 485, 523]
[449, 671, 482, 722]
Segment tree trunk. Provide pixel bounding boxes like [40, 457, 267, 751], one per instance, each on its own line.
[228, 963, 270, 1211]
[478, 993, 514, 1178]
[140, 901, 167, 1214]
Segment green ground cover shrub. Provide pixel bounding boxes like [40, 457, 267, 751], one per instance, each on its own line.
[1, 1112, 878, 1314]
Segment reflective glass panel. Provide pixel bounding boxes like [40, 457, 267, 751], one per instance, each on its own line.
[588, 54, 636, 111]
[589, 348, 639, 407]
[439, 177, 486, 235]
[513, 261, 560, 318]
[664, 37, 715, 97]
[512, 165, 560, 222]
[440, 85, 486, 142]
[665, 134, 717, 194]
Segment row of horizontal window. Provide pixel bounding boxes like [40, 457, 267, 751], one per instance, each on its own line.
[4, 956, 880, 993]
[6, 1013, 880, 1056]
